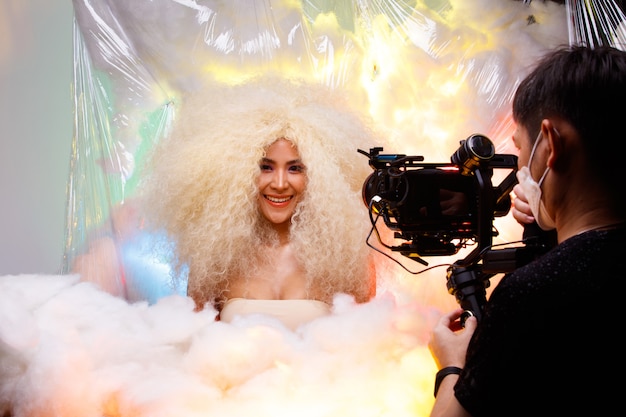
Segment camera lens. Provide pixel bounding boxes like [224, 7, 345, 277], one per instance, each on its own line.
[451, 134, 495, 175]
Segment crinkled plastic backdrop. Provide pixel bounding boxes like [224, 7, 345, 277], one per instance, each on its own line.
[64, 0, 626, 304]
[2, 1, 623, 416]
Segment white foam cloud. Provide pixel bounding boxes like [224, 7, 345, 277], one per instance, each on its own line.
[0, 275, 438, 416]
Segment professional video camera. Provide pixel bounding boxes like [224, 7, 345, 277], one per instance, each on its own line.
[359, 134, 555, 321]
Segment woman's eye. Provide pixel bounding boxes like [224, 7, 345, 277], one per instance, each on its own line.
[260, 163, 273, 171]
[290, 164, 305, 173]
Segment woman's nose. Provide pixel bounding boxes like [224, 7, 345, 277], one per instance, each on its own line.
[271, 169, 288, 190]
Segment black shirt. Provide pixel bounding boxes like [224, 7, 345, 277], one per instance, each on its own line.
[455, 226, 625, 417]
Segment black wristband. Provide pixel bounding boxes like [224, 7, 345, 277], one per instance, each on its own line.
[433, 366, 462, 397]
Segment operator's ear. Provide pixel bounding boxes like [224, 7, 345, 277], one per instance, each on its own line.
[541, 118, 565, 171]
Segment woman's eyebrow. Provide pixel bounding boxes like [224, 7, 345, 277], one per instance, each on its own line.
[261, 157, 303, 165]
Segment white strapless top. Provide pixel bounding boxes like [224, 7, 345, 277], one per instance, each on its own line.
[219, 298, 332, 330]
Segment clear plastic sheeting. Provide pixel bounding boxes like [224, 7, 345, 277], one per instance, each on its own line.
[567, 0, 626, 47]
[2, 1, 625, 416]
[63, 0, 578, 305]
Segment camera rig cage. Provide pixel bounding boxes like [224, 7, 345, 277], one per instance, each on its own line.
[359, 134, 554, 321]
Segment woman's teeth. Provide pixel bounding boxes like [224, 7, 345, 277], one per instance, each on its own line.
[266, 196, 291, 203]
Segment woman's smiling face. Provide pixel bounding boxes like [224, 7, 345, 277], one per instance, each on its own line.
[256, 138, 307, 230]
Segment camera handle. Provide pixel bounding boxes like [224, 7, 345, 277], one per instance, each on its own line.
[446, 262, 491, 323]
[444, 166, 495, 324]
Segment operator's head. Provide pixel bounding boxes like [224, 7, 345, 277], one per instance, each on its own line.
[511, 44, 626, 238]
[512, 45, 626, 192]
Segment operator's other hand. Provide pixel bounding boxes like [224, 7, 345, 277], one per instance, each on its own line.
[511, 183, 534, 225]
[428, 308, 477, 370]
[439, 189, 468, 216]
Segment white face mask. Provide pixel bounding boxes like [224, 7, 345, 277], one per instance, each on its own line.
[515, 130, 556, 231]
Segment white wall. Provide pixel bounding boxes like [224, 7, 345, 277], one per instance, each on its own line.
[0, 0, 73, 274]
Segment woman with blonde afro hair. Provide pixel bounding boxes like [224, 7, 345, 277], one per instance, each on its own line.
[140, 75, 383, 329]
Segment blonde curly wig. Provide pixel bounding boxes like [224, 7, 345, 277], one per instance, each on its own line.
[140, 75, 382, 310]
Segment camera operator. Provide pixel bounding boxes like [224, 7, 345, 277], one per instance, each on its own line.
[427, 44, 626, 416]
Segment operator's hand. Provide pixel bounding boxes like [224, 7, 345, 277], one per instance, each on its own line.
[428, 308, 477, 370]
[511, 183, 535, 225]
